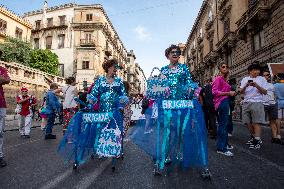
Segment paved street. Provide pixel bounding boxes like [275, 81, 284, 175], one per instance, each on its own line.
[0, 121, 284, 189]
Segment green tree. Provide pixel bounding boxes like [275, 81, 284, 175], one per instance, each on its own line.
[0, 37, 32, 66]
[29, 49, 59, 75]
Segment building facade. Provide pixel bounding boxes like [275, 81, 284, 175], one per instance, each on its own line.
[23, 2, 76, 78]
[24, 3, 128, 89]
[0, 6, 31, 42]
[127, 50, 146, 95]
[73, 5, 128, 89]
[184, 0, 284, 85]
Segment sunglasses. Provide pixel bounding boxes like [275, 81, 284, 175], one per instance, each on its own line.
[170, 51, 181, 56]
[115, 65, 122, 70]
[263, 74, 270, 76]
[221, 65, 229, 69]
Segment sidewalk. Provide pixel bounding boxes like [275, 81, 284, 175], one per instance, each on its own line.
[4, 114, 60, 131]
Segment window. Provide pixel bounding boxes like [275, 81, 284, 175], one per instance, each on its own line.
[34, 38, 39, 49]
[85, 33, 92, 43]
[58, 34, 65, 49]
[0, 18, 7, 32]
[59, 16, 66, 25]
[82, 61, 90, 69]
[209, 40, 214, 51]
[47, 18, 53, 27]
[253, 30, 264, 51]
[208, 10, 213, 22]
[35, 20, 41, 29]
[46, 36, 52, 49]
[15, 27, 23, 39]
[224, 19, 230, 35]
[86, 14, 93, 21]
[59, 64, 64, 77]
[199, 28, 203, 38]
[227, 52, 232, 67]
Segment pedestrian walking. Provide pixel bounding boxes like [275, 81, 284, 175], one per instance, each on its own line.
[212, 63, 236, 156]
[274, 73, 284, 140]
[45, 83, 61, 139]
[16, 87, 37, 138]
[239, 63, 268, 149]
[0, 65, 10, 167]
[262, 70, 283, 144]
[199, 78, 217, 139]
[57, 77, 78, 134]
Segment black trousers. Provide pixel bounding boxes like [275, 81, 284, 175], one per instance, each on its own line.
[202, 106, 217, 136]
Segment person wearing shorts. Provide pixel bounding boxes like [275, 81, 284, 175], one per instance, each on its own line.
[274, 73, 284, 140]
[240, 63, 268, 149]
[263, 70, 282, 144]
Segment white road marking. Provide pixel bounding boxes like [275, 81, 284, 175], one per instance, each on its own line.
[39, 169, 73, 189]
[74, 159, 112, 189]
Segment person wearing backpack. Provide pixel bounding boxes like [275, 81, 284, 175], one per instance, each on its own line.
[200, 78, 217, 139]
[56, 77, 78, 134]
[45, 83, 61, 139]
[16, 87, 37, 138]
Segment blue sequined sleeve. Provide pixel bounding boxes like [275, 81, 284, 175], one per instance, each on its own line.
[183, 64, 197, 90]
[87, 76, 101, 104]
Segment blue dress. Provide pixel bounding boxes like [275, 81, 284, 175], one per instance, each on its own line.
[58, 76, 128, 165]
[130, 63, 208, 171]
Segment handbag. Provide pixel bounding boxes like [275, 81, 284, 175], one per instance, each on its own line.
[96, 117, 122, 157]
[146, 67, 169, 99]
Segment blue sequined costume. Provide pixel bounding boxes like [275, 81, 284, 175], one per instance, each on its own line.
[130, 63, 208, 171]
[58, 76, 128, 165]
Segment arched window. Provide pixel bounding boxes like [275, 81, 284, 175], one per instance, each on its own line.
[208, 10, 213, 22]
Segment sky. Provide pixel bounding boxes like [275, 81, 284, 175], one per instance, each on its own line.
[1, 0, 203, 77]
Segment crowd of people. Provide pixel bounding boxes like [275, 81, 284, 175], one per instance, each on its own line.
[0, 44, 283, 181]
[198, 62, 284, 157]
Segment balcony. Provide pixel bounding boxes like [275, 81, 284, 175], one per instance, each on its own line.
[205, 20, 213, 31]
[80, 39, 96, 47]
[104, 49, 112, 57]
[218, 0, 229, 11]
[32, 19, 68, 32]
[206, 29, 215, 39]
[204, 51, 218, 65]
[197, 35, 203, 44]
[236, 0, 270, 38]
[216, 32, 236, 52]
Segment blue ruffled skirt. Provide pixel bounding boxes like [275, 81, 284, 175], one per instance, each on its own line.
[129, 99, 208, 170]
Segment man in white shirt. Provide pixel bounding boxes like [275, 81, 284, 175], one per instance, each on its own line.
[263, 70, 282, 144]
[240, 63, 268, 149]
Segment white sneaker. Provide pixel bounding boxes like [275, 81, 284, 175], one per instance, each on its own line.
[217, 150, 234, 157]
[228, 133, 233, 137]
[226, 144, 234, 150]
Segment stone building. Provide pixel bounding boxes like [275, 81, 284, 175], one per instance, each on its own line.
[0, 61, 64, 114]
[184, 0, 284, 84]
[72, 5, 127, 89]
[0, 6, 31, 42]
[23, 2, 128, 89]
[127, 50, 147, 95]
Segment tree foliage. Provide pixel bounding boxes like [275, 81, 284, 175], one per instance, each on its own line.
[0, 37, 32, 66]
[0, 37, 60, 75]
[30, 49, 59, 75]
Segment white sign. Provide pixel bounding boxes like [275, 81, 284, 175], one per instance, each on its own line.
[162, 100, 194, 110]
[82, 113, 111, 123]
